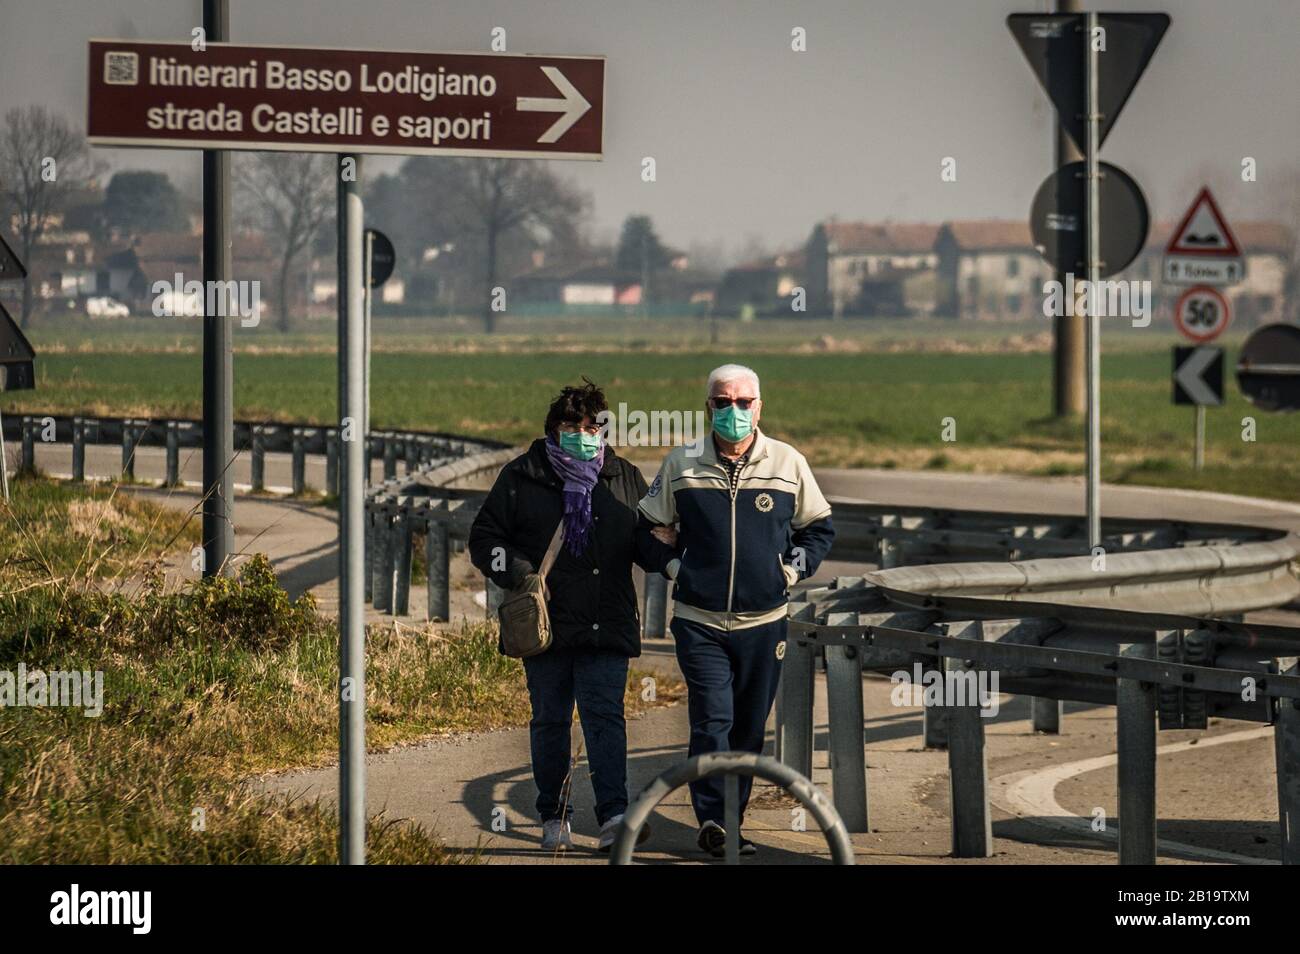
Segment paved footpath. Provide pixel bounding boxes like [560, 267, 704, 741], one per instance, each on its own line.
[70, 448, 1294, 864]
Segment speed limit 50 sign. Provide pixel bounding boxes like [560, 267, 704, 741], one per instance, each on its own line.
[1173, 284, 1231, 343]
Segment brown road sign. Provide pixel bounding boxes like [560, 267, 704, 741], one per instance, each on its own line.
[87, 40, 604, 160]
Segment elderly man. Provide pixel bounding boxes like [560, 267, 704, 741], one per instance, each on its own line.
[638, 363, 834, 857]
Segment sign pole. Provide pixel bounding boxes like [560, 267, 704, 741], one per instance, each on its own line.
[1194, 405, 1205, 470]
[364, 229, 373, 467]
[1084, 11, 1101, 548]
[201, 0, 234, 577]
[337, 153, 366, 865]
[1053, 0, 1085, 419]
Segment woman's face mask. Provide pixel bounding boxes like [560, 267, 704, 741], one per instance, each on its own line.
[558, 429, 602, 461]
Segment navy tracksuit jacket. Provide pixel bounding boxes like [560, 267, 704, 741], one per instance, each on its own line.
[638, 429, 835, 827]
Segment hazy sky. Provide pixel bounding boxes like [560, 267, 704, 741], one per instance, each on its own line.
[2, 0, 1297, 259]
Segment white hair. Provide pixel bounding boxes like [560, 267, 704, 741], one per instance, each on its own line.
[706, 363, 761, 399]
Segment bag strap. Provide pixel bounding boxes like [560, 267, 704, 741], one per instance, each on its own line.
[538, 520, 565, 578]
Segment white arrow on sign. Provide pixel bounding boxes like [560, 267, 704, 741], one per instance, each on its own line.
[1175, 347, 1220, 405]
[516, 66, 591, 144]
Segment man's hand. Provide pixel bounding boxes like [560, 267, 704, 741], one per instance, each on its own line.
[650, 525, 678, 548]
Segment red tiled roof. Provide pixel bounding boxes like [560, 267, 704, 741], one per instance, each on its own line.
[942, 220, 1035, 251]
[822, 221, 942, 254]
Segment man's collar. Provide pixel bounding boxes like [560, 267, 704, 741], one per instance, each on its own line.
[704, 428, 767, 467]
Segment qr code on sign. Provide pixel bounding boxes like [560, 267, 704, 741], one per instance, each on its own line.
[104, 52, 139, 85]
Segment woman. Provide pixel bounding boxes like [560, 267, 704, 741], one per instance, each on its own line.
[469, 380, 677, 852]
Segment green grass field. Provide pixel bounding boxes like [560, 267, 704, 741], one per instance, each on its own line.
[7, 314, 1296, 501]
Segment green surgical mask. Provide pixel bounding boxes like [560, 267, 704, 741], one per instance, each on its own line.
[558, 430, 601, 461]
[711, 404, 754, 443]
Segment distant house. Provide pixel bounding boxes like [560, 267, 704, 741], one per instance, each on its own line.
[716, 250, 805, 316]
[805, 221, 941, 317]
[513, 262, 643, 308]
[933, 221, 1051, 320]
[102, 232, 277, 316]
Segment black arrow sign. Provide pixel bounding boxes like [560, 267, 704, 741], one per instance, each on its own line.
[0, 231, 26, 282]
[1173, 345, 1223, 407]
[1008, 12, 1169, 154]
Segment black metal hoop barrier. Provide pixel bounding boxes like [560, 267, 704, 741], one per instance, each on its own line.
[609, 752, 855, 865]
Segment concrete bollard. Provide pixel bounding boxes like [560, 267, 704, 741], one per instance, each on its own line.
[374, 507, 394, 613]
[393, 509, 412, 616]
[945, 625, 993, 858]
[426, 519, 450, 622]
[778, 635, 816, 779]
[825, 643, 869, 832]
[383, 439, 397, 480]
[643, 572, 669, 639]
[1117, 642, 1157, 865]
[250, 426, 265, 492]
[363, 505, 374, 604]
[71, 417, 85, 482]
[120, 420, 136, 480]
[20, 416, 34, 473]
[1032, 697, 1062, 734]
[325, 430, 339, 497]
[291, 428, 306, 495]
[165, 421, 180, 487]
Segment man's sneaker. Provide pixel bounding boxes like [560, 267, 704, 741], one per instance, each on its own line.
[697, 820, 727, 857]
[541, 818, 572, 852]
[738, 834, 757, 856]
[597, 814, 652, 852]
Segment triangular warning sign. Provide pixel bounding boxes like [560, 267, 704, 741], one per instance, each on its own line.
[0, 231, 26, 282]
[1165, 188, 1242, 258]
[1008, 12, 1169, 154]
[0, 300, 36, 391]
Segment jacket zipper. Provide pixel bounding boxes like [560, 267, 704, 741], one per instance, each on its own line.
[725, 458, 744, 613]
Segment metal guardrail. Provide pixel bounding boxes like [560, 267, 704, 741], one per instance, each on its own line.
[1, 412, 507, 496]
[609, 753, 854, 865]
[13, 414, 1300, 863]
[781, 572, 1300, 864]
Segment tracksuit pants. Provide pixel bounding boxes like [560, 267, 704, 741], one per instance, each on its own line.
[671, 616, 787, 828]
[522, 647, 630, 826]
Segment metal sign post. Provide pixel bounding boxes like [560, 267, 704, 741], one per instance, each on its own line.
[1085, 11, 1101, 548]
[1173, 345, 1224, 471]
[201, 0, 234, 578]
[337, 154, 366, 866]
[364, 228, 373, 476]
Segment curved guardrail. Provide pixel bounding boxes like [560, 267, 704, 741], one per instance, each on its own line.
[609, 753, 854, 865]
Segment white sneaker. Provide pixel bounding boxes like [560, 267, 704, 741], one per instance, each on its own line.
[541, 818, 572, 852]
[598, 814, 651, 852]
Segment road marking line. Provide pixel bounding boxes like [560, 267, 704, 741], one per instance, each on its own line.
[992, 726, 1278, 865]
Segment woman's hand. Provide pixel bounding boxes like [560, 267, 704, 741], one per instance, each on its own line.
[650, 525, 678, 548]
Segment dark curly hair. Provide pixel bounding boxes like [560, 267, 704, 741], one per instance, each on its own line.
[545, 377, 608, 437]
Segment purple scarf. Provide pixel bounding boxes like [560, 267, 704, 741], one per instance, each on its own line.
[544, 436, 605, 556]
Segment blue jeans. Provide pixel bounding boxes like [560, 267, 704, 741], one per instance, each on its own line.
[671, 616, 787, 828]
[522, 648, 630, 825]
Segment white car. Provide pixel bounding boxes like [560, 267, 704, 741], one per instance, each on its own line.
[86, 296, 130, 318]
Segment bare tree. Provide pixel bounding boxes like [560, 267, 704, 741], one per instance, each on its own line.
[237, 152, 334, 332]
[0, 106, 99, 326]
[450, 158, 588, 333]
